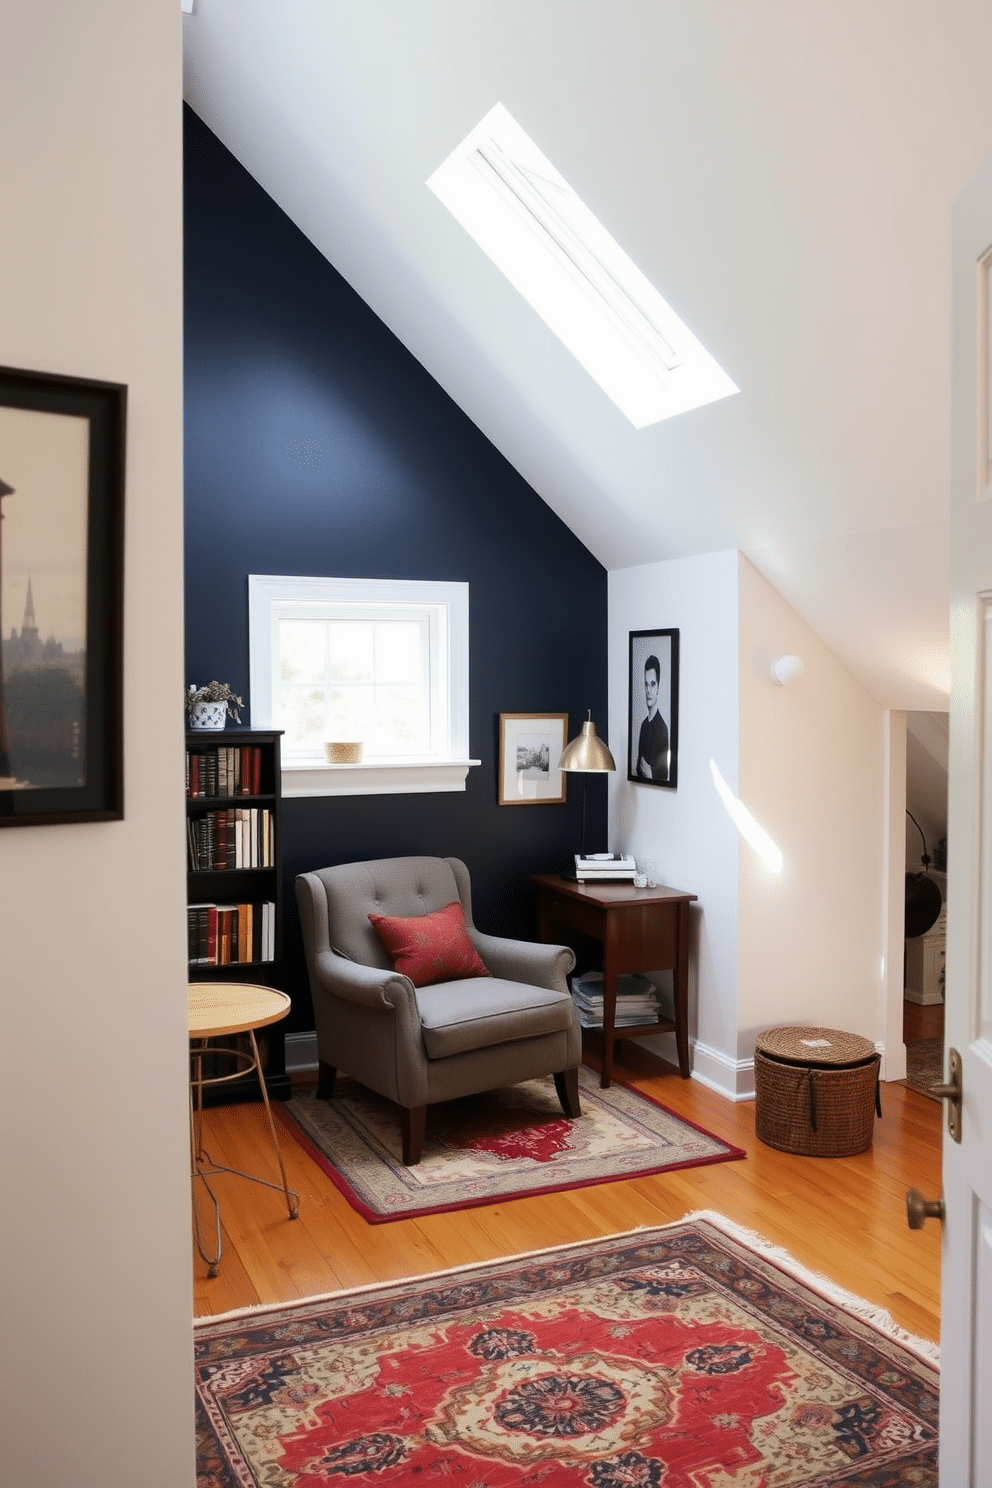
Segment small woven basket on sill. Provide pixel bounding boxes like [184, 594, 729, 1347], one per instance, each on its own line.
[323, 741, 363, 764]
[754, 1026, 881, 1158]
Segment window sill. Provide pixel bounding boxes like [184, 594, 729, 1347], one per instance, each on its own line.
[281, 759, 482, 798]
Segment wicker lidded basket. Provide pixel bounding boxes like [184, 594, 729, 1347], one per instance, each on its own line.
[754, 1026, 880, 1158]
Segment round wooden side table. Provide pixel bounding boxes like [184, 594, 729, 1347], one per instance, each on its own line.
[188, 981, 299, 1277]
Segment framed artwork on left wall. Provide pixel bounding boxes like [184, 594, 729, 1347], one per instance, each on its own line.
[0, 364, 126, 826]
[498, 713, 568, 805]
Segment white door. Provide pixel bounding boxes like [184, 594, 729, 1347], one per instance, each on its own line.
[940, 149, 992, 1483]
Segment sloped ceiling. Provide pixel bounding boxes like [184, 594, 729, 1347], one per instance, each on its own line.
[183, 1, 992, 710]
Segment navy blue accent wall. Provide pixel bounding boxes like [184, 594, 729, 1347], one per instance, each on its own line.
[183, 107, 608, 1030]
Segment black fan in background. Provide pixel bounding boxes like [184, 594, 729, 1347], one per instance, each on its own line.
[905, 809, 943, 939]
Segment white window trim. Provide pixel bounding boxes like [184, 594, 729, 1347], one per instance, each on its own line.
[248, 574, 480, 796]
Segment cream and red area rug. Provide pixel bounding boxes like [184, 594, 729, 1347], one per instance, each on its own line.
[279, 1066, 744, 1221]
[194, 1213, 939, 1487]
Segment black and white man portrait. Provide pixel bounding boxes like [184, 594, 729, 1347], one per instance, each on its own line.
[636, 653, 669, 781]
[628, 629, 679, 788]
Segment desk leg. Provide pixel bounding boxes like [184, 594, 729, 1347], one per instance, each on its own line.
[674, 903, 690, 1078]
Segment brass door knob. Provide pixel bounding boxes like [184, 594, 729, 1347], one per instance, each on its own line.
[906, 1188, 945, 1229]
[930, 1047, 963, 1144]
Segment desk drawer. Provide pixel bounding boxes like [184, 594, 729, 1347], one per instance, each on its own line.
[538, 891, 680, 971]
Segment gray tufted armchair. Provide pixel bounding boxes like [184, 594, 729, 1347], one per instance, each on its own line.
[295, 855, 581, 1164]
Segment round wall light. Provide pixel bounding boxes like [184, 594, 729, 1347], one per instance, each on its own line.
[771, 654, 805, 686]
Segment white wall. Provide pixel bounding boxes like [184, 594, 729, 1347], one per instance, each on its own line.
[608, 551, 742, 1094]
[0, 6, 194, 1487]
[736, 557, 889, 1063]
[609, 551, 895, 1100]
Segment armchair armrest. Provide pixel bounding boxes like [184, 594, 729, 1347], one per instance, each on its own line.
[469, 931, 575, 992]
[442, 858, 575, 993]
[311, 949, 418, 1013]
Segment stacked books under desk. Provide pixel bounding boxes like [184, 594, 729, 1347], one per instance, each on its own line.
[573, 853, 636, 883]
[571, 971, 661, 1029]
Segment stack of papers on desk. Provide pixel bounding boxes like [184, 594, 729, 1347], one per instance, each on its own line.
[571, 972, 660, 1029]
[574, 853, 636, 881]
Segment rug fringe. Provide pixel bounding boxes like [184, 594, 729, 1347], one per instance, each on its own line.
[682, 1209, 940, 1367]
[196, 1208, 940, 1369]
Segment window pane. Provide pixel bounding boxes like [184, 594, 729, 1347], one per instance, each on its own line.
[327, 622, 374, 682]
[253, 577, 467, 768]
[372, 684, 430, 754]
[280, 686, 326, 748]
[324, 685, 374, 741]
[374, 621, 424, 684]
[279, 621, 326, 683]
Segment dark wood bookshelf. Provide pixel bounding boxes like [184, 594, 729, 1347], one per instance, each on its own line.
[185, 728, 290, 1103]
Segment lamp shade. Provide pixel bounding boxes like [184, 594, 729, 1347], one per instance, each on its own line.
[559, 712, 616, 773]
[905, 872, 942, 939]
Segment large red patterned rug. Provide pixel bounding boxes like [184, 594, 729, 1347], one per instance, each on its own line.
[194, 1213, 939, 1487]
[278, 1066, 744, 1221]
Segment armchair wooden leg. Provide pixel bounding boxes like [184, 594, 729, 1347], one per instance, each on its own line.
[316, 1061, 337, 1101]
[554, 1068, 581, 1119]
[401, 1104, 427, 1165]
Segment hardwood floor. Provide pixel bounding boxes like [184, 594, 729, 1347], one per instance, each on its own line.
[192, 1036, 943, 1344]
[903, 997, 945, 1044]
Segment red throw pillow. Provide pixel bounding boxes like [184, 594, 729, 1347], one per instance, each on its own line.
[369, 900, 491, 987]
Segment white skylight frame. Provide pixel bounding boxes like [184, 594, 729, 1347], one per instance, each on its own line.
[427, 103, 738, 430]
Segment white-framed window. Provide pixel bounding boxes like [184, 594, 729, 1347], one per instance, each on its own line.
[248, 575, 479, 796]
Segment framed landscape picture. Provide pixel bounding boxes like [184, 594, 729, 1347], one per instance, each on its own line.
[628, 629, 679, 789]
[498, 712, 568, 805]
[0, 365, 126, 826]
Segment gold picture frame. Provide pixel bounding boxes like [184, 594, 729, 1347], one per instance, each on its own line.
[497, 712, 568, 805]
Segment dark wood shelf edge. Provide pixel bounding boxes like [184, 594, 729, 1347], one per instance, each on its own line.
[186, 795, 277, 807]
[580, 1019, 677, 1038]
[188, 965, 280, 974]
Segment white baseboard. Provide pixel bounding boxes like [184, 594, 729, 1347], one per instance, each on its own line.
[904, 988, 944, 1006]
[876, 1036, 906, 1083]
[284, 1031, 319, 1075]
[690, 1039, 755, 1101]
[283, 1028, 758, 1100]
[630, 1031, 753, 1102]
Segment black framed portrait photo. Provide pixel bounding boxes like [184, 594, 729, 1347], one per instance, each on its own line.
[0, 364, 126, 827]
[628, 629, 679, 789]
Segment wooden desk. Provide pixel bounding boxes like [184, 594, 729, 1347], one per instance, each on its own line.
[531, 875, 697, 1088]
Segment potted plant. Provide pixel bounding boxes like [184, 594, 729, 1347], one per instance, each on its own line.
[185, 681, 244, 731]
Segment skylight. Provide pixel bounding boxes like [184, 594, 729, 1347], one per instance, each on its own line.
[427, 103, 738, 429]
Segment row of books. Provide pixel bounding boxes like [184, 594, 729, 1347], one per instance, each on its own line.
[574, 853, 636, 882]
[187, 900, 277, 965]
[187, 807, 274, 871]
[186, 745, 264, 799]
[571, 972, 660, 1029]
